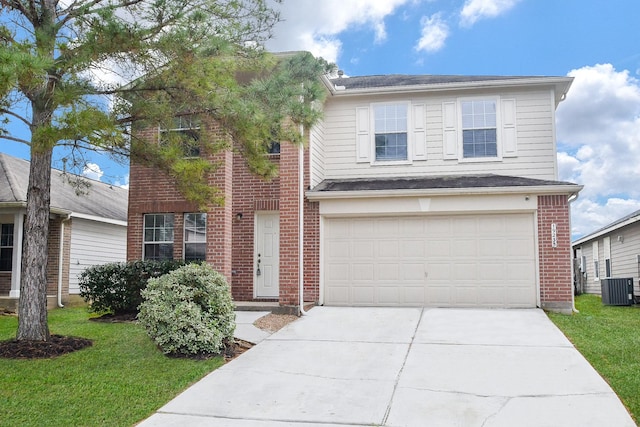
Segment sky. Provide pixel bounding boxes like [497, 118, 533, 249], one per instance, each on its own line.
[2, 0, 640, 240]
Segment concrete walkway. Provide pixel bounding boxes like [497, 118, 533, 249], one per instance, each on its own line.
[233, 311, 272, 344]
[139, 308, 636, 426]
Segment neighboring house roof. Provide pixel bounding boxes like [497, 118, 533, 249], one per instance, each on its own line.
[325, 74, 573, 105]
[307, 174, 582, 200]
[0, 153, 128, 223]
[573, 208, 640, 246]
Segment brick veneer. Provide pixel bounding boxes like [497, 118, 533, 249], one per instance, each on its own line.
[537, 195, 573, 313]
[127, 123, 323, 308]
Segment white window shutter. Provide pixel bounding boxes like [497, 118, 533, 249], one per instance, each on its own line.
[356, 106, 370, 163]
[501, 98, 517, 157]
[442, 101, 457, 159]
[412, 103, 427, 161]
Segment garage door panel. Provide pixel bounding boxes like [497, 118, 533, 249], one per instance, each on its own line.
[353, 263, 375, 281]
[453, 240, 478, 257]
[327, 240, 350, 258]
[403, 263, 425, 280]
[378, 240, 399, 257]
[453, 264, 477, 280]
[402, 240, 426, 257]
[378, 263, 400, 280]
[479, 239, 506, 256]
[427, 239, 451, 256]
[324, 213, 536, 308]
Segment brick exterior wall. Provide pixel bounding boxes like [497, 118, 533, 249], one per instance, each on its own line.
[127, 117, 322, 308]
[230, 152, 280, 301]
[537, 195, 573, 313]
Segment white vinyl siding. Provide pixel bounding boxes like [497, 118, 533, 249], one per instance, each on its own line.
[322, 89, 556, 180]
[310, 121, 326, 187]
[323, 213, 536, 308]
[69, 219, 127, 294]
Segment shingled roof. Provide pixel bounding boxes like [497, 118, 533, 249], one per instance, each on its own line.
[311, 174, 579, 193]
[0, 153, 128, 222]
[329, 74, 545, 90]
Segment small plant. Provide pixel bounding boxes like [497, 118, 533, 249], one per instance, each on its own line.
[79, 260, 187, 315]
[138, 263, 236, 356]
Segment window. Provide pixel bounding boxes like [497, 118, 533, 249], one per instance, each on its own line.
[184, 213, 206, 262]
[0, 224, 13, 271]
[374, 104, 408, 161]
[592, 240, 599, 280]
[603, 236, 611, 277]
[461, 99, 497, 158]
[160, 116, 201, 158]
[267, 140, 280, 155]
[143, 214, 174, 260]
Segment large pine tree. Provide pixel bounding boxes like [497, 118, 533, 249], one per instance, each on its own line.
[0, 0, 331, 341]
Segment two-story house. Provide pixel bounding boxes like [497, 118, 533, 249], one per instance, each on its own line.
[127, 72, 582, 313]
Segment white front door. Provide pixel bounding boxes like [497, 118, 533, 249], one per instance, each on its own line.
[254, 212, 280, 298]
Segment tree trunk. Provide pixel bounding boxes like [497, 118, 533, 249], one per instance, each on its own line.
[17, 148, 53, 341]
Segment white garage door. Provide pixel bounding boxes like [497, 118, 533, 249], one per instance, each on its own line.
[323, 213, 536, 308]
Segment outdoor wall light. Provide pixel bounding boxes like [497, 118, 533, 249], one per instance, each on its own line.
[236, 213, 243, 221]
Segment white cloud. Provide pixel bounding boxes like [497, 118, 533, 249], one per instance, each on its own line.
[415, 13, 449, 53]
[556, 64, 640, 238]
[267, 0, 412, 64]
[570, 197, 640, 239]
[82, 163, 104, 181]
[460, 0, 521, 27]
[114, 175, 130, 190]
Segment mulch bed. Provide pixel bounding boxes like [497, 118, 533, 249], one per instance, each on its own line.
[0, 335, 93, 359]
[0, 311, 255, 360]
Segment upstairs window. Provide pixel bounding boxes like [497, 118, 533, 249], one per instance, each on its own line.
[461, 99, 497, 158]
[143, 214, 174, 261]
[160, 116, 201, 158]
[374, 104, 408, 161]
[184, 213, 206, 262]
[267, 140, 281, 155]
[0, 224, 13, 271]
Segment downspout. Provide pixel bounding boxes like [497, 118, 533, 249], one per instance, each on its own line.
[57, 215, 71, 308]
[568, 192, 579, 313]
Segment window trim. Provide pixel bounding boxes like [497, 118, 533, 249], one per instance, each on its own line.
[0, 223, 14, 272]
[158, 116, 202, 159]
[183, 213, 207, 262]
[592, 240, 600, 281]
[370, 101, 412, 165]
[142, 213, 175, 261]
[457, 96, 502, 163]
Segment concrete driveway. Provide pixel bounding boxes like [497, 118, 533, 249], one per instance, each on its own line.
[139, 308, 635, 427]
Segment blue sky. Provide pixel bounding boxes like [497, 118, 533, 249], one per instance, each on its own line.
[2, 0, 640, 239]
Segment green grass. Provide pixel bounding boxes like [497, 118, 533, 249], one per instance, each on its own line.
[0, 307, 224, 426]
[548, 294, 640, 424]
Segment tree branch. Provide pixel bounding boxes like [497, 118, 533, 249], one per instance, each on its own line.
[0, 134, 31, 145]
[0, 108, 33, 127]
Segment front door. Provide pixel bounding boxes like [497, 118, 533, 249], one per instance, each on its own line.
[254, 211, 279, 298]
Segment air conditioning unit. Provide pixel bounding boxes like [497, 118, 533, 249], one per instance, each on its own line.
[600, 278, 634, 306]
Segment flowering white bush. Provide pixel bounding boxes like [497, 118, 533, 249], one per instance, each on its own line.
[138, 263, 235, 356]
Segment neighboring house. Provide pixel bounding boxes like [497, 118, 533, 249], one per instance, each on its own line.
[0, 153, 128, 311]
[127, 72, 582, 313]
[572, 209, 640, 297]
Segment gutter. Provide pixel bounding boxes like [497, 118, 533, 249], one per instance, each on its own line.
[298, 142, 308, 316]
[306, 184, 584, 201]
[325, 77, 573, 106]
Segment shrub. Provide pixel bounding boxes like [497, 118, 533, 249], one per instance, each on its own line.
[79, 260, 187, 315]
[137, 263, 236, 356]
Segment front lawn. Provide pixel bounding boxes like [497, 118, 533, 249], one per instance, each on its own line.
[548, 294, 640, 424]
[0, 307, 224, 426]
